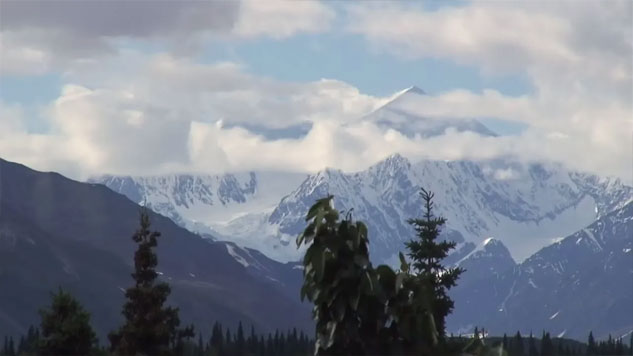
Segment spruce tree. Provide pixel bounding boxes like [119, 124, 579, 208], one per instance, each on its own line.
[210, 322, 224, 355]
[405, 188, 463, 337]
[528, 332, 537, 356]
[236, 322, 245, 355]
[38, 288, 97, 355]
[3, 336, 15, 356]
[109, 210, 193, 355]
[248, 325, 257, 354]
[196, 333, 204, 356]
[514, 331, 525, 356]
[587, 331, 597, 355]
[540, 331, 553, 355]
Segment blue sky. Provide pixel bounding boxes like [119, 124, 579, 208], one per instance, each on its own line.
[0, 0, 630, 180]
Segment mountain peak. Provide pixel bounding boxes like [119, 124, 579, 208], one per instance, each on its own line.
[387, 86, 426, 104]
[402, 86, 426, 95]
[370, 153, 411, 174]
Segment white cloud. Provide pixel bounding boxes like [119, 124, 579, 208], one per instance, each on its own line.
[234, 0, 335, 39]
[0, 52, 386, 178]
[345, 1, 631, 181]
[1, 1, 630, 184]
[0, 0, 335, 75]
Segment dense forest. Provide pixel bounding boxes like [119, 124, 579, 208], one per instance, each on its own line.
[1, 190, 632, 355]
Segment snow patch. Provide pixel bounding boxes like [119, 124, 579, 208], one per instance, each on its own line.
[528, 278, 538, 289]
[583, 228, 603, 250]
[226, 244, 250, 268]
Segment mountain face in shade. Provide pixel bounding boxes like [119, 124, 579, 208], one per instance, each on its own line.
[447, 200, 633, 340]
[0, 158, 310, 340]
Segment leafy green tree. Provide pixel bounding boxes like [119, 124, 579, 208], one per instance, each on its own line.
[297, 196, 438, 355]
[109, 210, 193, 355]
[297, 196, 380, 354]
[38, 288, 97, 355]
[405, 188, 464, 337]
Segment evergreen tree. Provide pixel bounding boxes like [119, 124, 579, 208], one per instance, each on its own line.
[540, 331, 553, 355]
[257, 335, 265, 356]
[197, 333, 204, 356]
[2, 336, 16, 356]
[225, 329, 232, 355]
[616, 337, 625, 355]
[556, 340, 565, 356]
[248, 325, 257, 354]
[514, 331, 525, 356]
[109, 210, 194, 355]
[38, 288, 97, 355]
[17, 325, 40, 355]
[235, 322, 245, 355]
[587, 331, 597, 355]
[266, 334, 273, 356]
[528, 332, 538, 356]
[210, 322, 224, 356]
[502, 333, 508, 352]
[405, 188, 464, 337]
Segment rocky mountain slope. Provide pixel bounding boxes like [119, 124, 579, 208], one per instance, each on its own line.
[448, 200, 633, 340]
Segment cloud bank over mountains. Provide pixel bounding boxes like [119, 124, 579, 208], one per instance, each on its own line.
[0, 1, 630, 182]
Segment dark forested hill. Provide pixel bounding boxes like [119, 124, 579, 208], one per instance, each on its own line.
[0, 158, 310, 340]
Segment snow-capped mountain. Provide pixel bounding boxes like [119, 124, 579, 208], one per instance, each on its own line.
[90, 171, 306, 232]
[365, 86, 497, 138]
[448, 200, 633, 340]
[93, 154, 632, 265]
[453, 238, 516, 279]
[256, 154, 632, 263]
[91, 86, 632, 265]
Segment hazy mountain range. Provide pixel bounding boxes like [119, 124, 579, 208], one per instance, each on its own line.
[2, 87, 631, 341]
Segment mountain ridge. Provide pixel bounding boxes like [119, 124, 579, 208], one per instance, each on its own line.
[0, 158, 311, 339]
